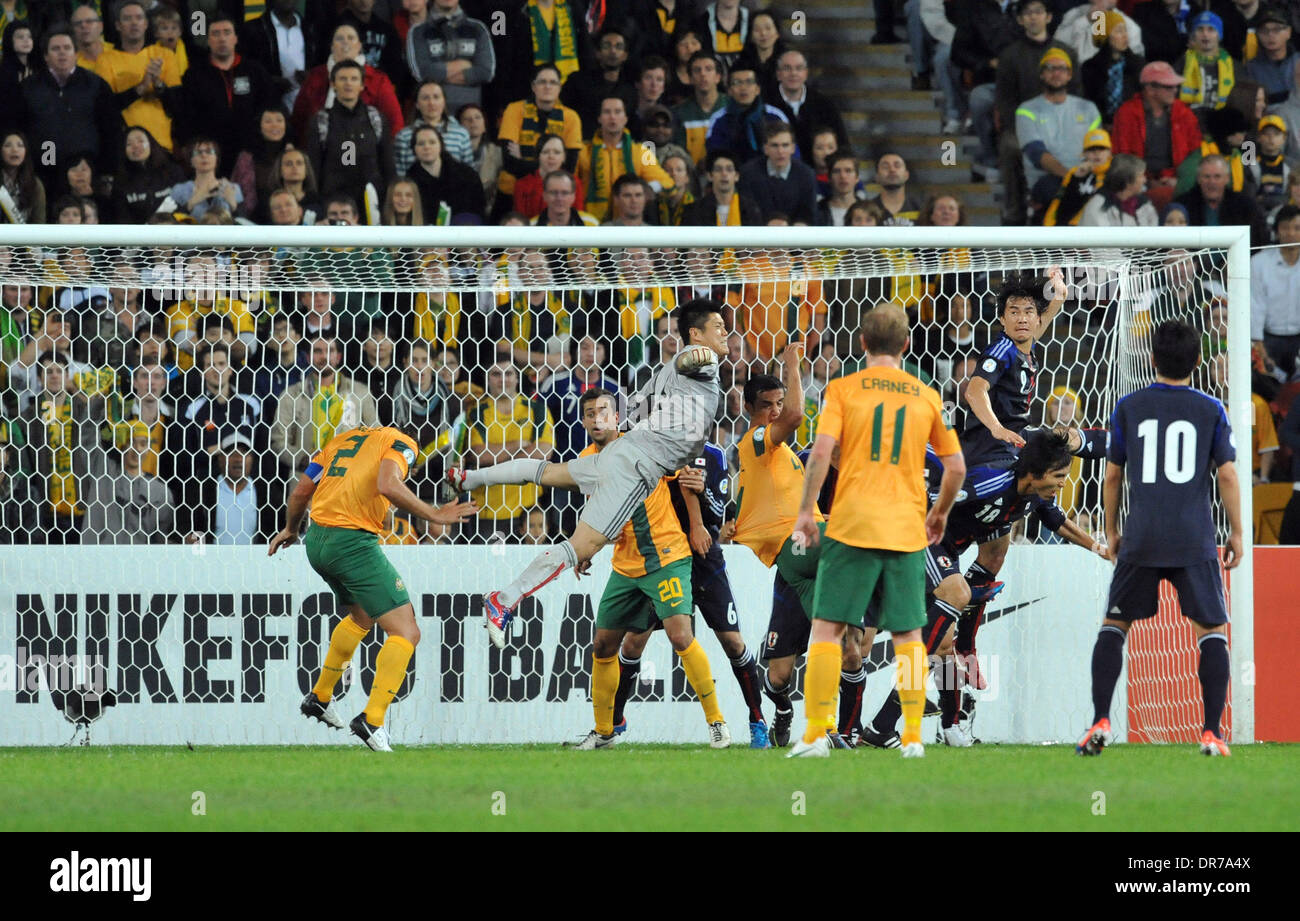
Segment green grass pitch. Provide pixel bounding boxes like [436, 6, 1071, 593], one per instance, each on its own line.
[2, 743, 1297, 831]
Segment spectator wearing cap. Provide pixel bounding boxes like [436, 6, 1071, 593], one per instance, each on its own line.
[1175, 11, 1239, 118]
[672, 51, 729, 165]
[683, 150, 763, 225]
[1080, 152, 1160, 224]
[768, 49, 848, 164]
[996, 1, 1082, 222]
[83, 420, 176, 545]
[1161, 201, 1190, 224]
[186, 429, 268, 545]
[1016, 48, 1103, 216]
[561, 27, 639, 134]
[406, 0, 496, 115]
[639, 105, 680, 160]
[1132, 1, 1198, 66]
[1245, 6, 1298, 104]
[1175, 152, 1269, 245]
[1250, 113, 1293, 215]
[705, 61, 790, 165]
[1210, 0, 1273, 62]
[1251, 203, 1300, 377]
[738, 122, 817, 224]
[1082, 9, 1147, 124]
[1055, 2, 1146, 66]
[1112, 60, 1203, 208]
[1044, 127, 1114, 225]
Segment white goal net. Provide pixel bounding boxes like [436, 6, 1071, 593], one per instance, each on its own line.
[0, 226, 1253, 746]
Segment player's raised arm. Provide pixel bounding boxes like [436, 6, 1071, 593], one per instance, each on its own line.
[268, 472, 318, 556]
[1035, 266, 1067, 338]
[377, 459, 479, 527]
[767, 339, 806, 447]
[1215, 460, 1245, 569]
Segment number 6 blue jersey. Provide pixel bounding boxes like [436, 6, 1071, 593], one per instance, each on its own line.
[1108, 383, 1236, 568]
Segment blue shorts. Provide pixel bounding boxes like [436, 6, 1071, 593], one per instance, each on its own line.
[762, 570, 810, 660]
[924, 540, 963, 594]
[691, 546, 739, 633]
[1106, 559, 1228, 626]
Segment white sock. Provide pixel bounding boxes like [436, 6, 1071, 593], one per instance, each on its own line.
[499, 541, 579, 609]
[464, 459, 548, 491]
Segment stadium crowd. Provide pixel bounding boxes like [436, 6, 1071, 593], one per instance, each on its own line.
[0, 0, 1297, 546]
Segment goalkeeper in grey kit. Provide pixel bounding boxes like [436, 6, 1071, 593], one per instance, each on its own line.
[444, 299, 730, 648]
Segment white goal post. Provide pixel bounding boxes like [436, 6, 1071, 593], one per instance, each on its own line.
[0, 224, 1254, 746]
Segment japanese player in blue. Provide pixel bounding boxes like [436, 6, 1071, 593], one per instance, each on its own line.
[609, 435, 773, 748]
[862, 431, 1109, 747]
[1078, 320, 1244, 758]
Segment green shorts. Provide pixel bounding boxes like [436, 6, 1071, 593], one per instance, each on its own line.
[774, 523, 826, 618]
[811, 537, 926, 634]
[305, 525, 411, 620]
[595, 557, 694, 634]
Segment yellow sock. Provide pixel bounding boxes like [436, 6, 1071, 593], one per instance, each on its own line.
[363, 636, 415, 728]
[801, 641, 842, 744]
[895, 640, 928, 746]
[592, 655, 619, 736]
[312, 616, 369, 703]
[676, 639, 724, 726]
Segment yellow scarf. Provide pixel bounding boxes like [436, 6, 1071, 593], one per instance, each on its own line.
[312, 381, 344, 450]
[415, 291, 462, 348]
[1180, 51, 1234, 109]
[658, 190, 694, 226]
[42, 397, 80, 517]
[589, 131, 637, 212]
[528, 0, 580, 82]
[508, 291, 571, 352]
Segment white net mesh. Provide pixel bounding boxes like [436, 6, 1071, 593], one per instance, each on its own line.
[0, 228, 1249, 745]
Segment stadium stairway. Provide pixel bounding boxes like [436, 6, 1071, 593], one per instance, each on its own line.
[796, 1, 1005, 225]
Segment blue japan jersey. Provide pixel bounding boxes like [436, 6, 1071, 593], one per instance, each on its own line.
[925, 453, 1066, 552]
[670, 442, 729, 540]
[1108, 383, 1236, 568]
[963, 333, 1039, 464]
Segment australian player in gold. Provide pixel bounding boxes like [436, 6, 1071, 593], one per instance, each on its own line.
[791, 305, 966, 758]
[270, 411, 477, 752]
[572, 388, 730, 750]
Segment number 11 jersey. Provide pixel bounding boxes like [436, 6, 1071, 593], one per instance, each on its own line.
[1108, 384, 1236, 568]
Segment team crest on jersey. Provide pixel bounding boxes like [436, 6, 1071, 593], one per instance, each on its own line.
[753, 427, 766, 443]
[937, 556, 952, 569]
[982, 358, 998, 373]
[766, 631, 778, 650]
[719, 479, 728, 494]
[395, 578, 405, 592]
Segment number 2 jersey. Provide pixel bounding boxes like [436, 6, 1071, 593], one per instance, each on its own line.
[962, 332, 1039, 464]
[306, 426, 419, 533]
[1108, 383, 1235, 568]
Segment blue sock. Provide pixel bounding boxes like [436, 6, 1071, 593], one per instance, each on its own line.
[1198, 633, 1230, 736]
[1090, 626, 1126, 724]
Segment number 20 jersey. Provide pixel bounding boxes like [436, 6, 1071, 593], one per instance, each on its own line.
[1108, 383, 1235, 568]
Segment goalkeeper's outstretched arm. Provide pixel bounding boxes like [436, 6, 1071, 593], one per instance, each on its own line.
[675, 344, 718, 375]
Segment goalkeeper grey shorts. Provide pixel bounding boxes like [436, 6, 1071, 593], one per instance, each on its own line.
[567, 437, 664, 541]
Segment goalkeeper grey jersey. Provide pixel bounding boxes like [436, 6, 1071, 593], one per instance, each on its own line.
[624, 358, 721, 474]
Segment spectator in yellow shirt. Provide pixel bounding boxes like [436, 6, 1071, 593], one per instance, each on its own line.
[576, 95, 673, 221]
[94, 1, 183, 151]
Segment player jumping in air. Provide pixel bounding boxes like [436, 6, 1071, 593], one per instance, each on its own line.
[271, 409, 478, 752]
[1079, 320, 1244, 757]
[862, 431, 1110, 747]
[728, 341, 864, 748]
[790, 304, 966, 759]
[568, 388, 730, 750]
[445, 299, 728, 649]
[953, 271, 1107, 694]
